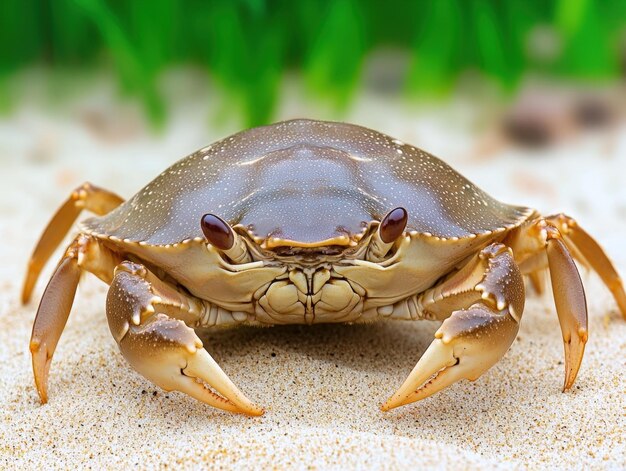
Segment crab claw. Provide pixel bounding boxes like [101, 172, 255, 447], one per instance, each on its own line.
[107, 264, 263, 416]
[118, 313, 263, 416]
[382, 303, 519, 411]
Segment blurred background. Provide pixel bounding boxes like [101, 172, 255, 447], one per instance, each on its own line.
[1, 0, 626, 253]
[3, 1, 626, 126]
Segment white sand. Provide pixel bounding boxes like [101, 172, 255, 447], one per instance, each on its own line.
[1, 82, 625, 469]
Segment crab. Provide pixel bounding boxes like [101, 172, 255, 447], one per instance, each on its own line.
[23, 119, 626, 416]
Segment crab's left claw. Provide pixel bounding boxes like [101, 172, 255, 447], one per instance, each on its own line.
[382, 243, 526, 411]
[382, 303, 519, 411]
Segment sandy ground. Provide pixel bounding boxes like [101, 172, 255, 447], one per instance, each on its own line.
[1, 83, 625, 469]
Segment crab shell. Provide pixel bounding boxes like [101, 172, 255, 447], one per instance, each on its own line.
[81, 119, 533, 323]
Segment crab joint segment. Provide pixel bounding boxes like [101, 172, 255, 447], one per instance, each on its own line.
[30, 235, 122, 403]
[547, 214, 626, 320]
[107, 261, 263, 416]
[545, 229, 588, 391]
[30, 254, 80, 404]
[510, 216, 594, 390]
[22, 182, 123, 304]
[382, 243, 524, 411]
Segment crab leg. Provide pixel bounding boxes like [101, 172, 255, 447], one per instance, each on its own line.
[30, 235, 122, 403]
[107, 261, 263, 416]
[545, 233, 588, 390]
[30, 252, 80, 403]
[382, 243, 525, 411]
[528, 270, 546, 295]
[23, 182, 124, 304]
[509, 215, 625, 390]
[510, 218, 592, 391]
[547, 214, 626, 319]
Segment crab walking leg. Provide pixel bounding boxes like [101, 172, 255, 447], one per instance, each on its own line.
[106, 261, 263, 416]
[23, 182, 124, 304]
[30, 235, 122, 403]
[528, 270, 546, 295]
[510, 218, 592, 390]
[545, 234, 588, 391]
[382, 243, 526, 411]
[30, 255, 80, 403]
[547, 214, 626, 319]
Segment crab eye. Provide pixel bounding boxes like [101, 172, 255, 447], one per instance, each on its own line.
[379, 207, 408, 243]
[201, 214, 234, 250]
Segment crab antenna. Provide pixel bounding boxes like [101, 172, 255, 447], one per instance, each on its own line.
[367, 207, 408, 262]
[201, 214, 252, 264]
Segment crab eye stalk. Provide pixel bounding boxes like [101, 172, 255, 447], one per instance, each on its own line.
[379, 207, 408, 244]
[367, 207, 408, 262]
[201, 214, 252, 264]
[201, 214, 234, 250]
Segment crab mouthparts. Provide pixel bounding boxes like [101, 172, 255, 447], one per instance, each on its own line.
[269, 244, 351, 257]
[261, 234, 359, 250]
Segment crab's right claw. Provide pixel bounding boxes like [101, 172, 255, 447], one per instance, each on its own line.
[382, 303, 519, 411]
[107, 265, 263, 416]
[118, 313, 263, 416]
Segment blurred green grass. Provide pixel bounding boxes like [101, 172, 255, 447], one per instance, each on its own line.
[1, 0, 624, 127]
